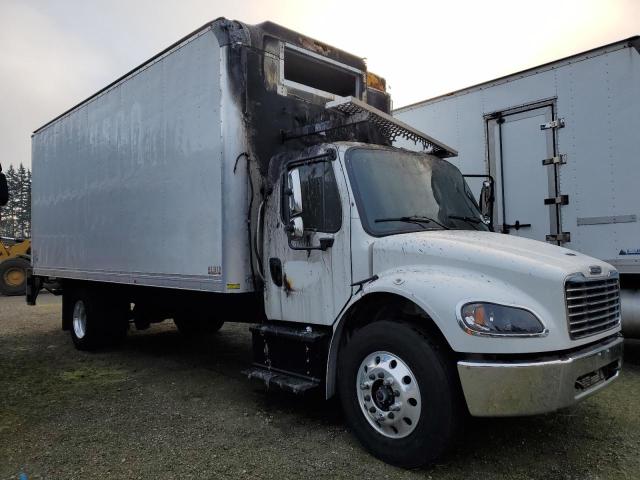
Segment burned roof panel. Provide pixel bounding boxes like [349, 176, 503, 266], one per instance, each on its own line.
[34, 17, 376, 134]
[251, 21, 366, 71]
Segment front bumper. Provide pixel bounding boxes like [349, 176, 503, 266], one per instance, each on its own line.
[457, 335, 623, 417]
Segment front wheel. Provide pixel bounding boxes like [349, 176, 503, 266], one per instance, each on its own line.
[338, 320, 462, 468]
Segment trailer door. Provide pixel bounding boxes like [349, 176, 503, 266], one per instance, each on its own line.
[487, 104, 564, 244]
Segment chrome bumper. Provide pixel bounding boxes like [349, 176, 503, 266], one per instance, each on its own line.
[457, 336, 623, 417]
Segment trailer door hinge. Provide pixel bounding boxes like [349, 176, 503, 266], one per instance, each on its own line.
[544, 194, 569, 205]
[546, 232, 571, 243]
[542, 154, 567, 166]
[540, 118, 565, 130]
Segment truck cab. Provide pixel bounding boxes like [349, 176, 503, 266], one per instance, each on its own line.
[256, 139, 623, 467]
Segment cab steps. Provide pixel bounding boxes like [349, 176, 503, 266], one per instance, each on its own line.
[244, 367, 320, 394]
[245, 322, 331, 395]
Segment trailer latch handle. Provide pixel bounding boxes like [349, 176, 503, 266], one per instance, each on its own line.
[502, 220, 532, 233]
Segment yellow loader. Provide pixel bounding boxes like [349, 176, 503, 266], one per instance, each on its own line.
[0, 162, 31, 296]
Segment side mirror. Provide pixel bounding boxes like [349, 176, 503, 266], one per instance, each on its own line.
[287, 216, 304, 239]
[285, 168, 304, 239]
[286, 169, 303, 217]
[479, 180, 494, 229]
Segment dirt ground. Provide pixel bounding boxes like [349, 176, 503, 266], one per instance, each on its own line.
[0, 294, 639, 480]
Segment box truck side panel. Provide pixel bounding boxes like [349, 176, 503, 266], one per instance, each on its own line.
[556, 46, 640, 267]
[32, 29, 226, 291]
[393, 96, 485, 194]
[394, 69, 559, 197]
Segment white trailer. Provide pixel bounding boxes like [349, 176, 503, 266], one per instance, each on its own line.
[394, 36, 640, 336]
[29, 19, 624, 468]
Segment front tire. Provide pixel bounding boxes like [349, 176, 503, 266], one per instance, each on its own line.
[337, 319, 461, 468]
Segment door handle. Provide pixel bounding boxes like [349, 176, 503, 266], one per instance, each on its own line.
[502, 220, 531, 233]
[269, 258, 283, 287]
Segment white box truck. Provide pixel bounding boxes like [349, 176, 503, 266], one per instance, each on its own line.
[394, 36, 640, 338]
[28, 19, 624, 468]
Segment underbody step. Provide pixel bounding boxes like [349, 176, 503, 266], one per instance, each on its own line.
[244, 366, 320, 395]
[249, 323, 328, 343]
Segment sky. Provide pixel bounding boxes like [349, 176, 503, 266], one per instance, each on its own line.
[0, 0, 638, 169]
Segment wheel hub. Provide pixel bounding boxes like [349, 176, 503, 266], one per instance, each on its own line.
[4, 267, 25, 287]
[357, 351, 422, 439]
[372, 382, 395, 410]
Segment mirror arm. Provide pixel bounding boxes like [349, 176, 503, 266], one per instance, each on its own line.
[319, 237, 334, 251]
[463, 174, 496, 183]
[464, 173, 496, 231]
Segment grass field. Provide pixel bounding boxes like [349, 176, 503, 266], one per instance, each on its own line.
[1, 294, 638, 479]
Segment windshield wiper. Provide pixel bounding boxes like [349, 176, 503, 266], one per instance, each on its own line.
[448, 215, 483, 230]
[375, 215, 450, 230]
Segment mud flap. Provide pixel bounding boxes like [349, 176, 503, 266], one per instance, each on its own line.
[25, 268, 41, 306]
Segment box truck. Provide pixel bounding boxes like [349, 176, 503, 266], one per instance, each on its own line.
[394, 36, 640, 338]
[28, 19, 624, 467]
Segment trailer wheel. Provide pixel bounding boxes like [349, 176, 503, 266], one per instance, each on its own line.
[68, 289, 129, 350]
[337, 320, 461, 468]
[0, 257, 30, 296]
[173, 315, 224, 336]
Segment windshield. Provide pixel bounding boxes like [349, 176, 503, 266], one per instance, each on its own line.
[346, 147, 489, 236]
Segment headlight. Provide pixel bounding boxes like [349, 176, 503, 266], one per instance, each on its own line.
[459, 302, 547, 336]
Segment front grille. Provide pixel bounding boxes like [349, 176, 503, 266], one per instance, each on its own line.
[565, 275, 621, 339]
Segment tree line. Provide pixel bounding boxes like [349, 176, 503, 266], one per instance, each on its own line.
[0, 164, 31, 239]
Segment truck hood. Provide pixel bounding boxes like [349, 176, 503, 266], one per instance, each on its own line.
[372, 230, 615, 283]
[368, 230, 619, 354]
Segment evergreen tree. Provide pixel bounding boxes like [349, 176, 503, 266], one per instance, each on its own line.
[16, 164, 29, 238]
[24, 169, 32, 237]
[1, 165, 17, 237]
[0, 164, 32, 238]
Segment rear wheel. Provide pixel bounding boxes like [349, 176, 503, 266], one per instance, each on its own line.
[0, 257, 29, 296]
[68, 288, 129, 350]
[173, 315, 224, 336]
[338, 319, 461, 468]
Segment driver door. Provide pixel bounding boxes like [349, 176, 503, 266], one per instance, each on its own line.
[263, 153, 352, 326]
